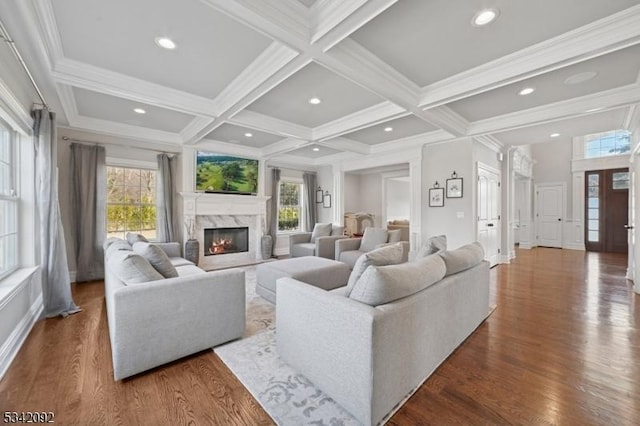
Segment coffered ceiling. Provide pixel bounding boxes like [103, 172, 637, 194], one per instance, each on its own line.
[1, 0, 639, 165]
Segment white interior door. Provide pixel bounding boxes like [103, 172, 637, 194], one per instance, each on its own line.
[633, 157, 640, 293]
[536, 184, 564, 248]
[477, 164, 500, 267]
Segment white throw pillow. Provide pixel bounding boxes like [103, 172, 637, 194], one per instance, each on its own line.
[105, 240, 133, 259]
[438, 241, 484, 276]
[359, 228, 388, 252]
[387, 229, 402, 243]
[108, 250, 164, 284]
[345, 242, 403, 297]
[310, 223, 333, 243]
[126, 232, 149, 245]
[349, 253, 446, 306]
[133, 242, 179, 278]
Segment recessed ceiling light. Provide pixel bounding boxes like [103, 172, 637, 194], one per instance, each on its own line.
[244, 132, 253, 138]
[133, 108, 146, 114]
[472, 9, 499, 26]
[564, 71, 598, 85]
[384, 127, 393, 132]
[155, 37, 176, 50]
[518, 87, 535, 96]
[308, 97, 321, 105]
[312, 147, 320, 152]
[550, 133, 561, 138]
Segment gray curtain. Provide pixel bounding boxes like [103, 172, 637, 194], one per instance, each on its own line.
[70, 143, 106, 283]
[157, 154, 179, 242]
[33, 109, 80, 317]
[302, 172, 317, 232]
[269, 168, 281, 252]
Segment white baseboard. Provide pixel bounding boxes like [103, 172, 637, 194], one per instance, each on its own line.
[0, 293, 43, 381]
[519, 242, 534, 249]
[627, 267, 634, 281]
[562, 243, 585, 251]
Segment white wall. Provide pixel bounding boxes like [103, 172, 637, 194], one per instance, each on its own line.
[386, 178, 410, 221]
[316, 165, 334, 224]
[532, 140, 574, 218]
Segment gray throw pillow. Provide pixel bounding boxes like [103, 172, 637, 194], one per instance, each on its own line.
[310, 223, 332, 243]
[105, 240, 133, 259]
[345, 242, 403, 297]
[438, 241, 485, 276]
[359, 228, 388, 252]
[349, 253, 446, 306]
[126, 232, 149, 245]
[387, 229, 402, 243]
[411, 234, 447, 262]
[133, 242, 179, 278]
[108, 250, 164, 284]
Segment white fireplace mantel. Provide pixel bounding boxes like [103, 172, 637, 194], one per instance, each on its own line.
[180, 192, 270, 216]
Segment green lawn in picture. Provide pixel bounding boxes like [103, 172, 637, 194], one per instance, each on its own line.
[196, 154, 258, 194]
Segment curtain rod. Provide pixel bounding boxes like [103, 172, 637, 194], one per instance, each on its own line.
[61, 136, 178, 155]
[0, 18, 49, 109]
[267, 165, 316, 173]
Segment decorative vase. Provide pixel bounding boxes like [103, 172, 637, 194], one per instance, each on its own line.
[261, 235, 273, 260]
[185, 239, 200, 265]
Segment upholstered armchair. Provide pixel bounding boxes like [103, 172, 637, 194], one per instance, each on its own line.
[289, 223, 346, 259]
[335, 227, 409, 269]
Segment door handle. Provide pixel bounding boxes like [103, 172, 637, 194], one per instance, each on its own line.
[487, 223, 494, 227]
[557, 218, 562, 222]
[624, 224, 634, 229]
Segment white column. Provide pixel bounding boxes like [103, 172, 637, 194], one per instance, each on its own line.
[332, 163, 344, 225]
[409, 152, 422, 250]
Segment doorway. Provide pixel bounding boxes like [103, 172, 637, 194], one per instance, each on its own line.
[477, 163, 501, 267]
[585, 168, 629, 253]
[535, 183, 565, 248]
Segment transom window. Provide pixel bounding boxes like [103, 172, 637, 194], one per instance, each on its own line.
[106, 166, 157, 240]
[278, 181, 302, 232]
[0, 119, 18, 279]
[584, 130, 631, 159]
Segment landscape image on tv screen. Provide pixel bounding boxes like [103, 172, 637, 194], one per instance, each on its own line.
[195, 152, 259, 195]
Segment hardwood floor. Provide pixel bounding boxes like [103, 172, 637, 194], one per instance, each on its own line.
[1, 248, 638, 425]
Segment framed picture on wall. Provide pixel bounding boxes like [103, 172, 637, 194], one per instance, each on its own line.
[446, 177, 463, 198]
[429, 187, 444, 207]
[323, 193, 332, 208]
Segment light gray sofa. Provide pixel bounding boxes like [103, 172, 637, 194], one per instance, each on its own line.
[276, 242, 490, 425]
[289, 224, 346, 259]
[104, 237, 245, 380]
[335, 227, 408, 269]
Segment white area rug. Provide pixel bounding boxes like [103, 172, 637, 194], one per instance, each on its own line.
[217, 265, 360, 425]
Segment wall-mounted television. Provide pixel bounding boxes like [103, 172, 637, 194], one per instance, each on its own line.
[195, 152, 259, 195]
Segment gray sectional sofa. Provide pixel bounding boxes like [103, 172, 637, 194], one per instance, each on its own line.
[276, 241, 490, 425]
[104, 236, 245, 380]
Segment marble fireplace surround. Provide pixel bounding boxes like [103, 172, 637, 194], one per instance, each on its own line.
[180, 192, 270, 270]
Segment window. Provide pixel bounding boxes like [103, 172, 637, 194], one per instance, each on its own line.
[278, 181, 302, 232]
[0, 119, 18, 279]
[106, 166, 157, 240]
[584, 130, 631, 159]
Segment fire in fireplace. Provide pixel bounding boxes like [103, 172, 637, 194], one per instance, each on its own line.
[203, 227, 249, 256]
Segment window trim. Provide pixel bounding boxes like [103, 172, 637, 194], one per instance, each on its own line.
[0, 118, 19, 280]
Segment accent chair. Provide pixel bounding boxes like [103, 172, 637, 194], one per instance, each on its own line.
[289, 223, 346, 260]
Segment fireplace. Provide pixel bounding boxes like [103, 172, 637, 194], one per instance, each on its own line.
[204, 227, 249, 256]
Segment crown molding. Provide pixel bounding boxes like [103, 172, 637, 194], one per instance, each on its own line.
[313, 101, 406, 141]
[261, 137, 312, 158]
[71, 115, 182, 145]
[31, 0, 64, 68]
[317, 137, 371, 155]
[55, 83, 79, 126]
[624, 104, 639, 131]
[201, 0, 310, 51]
[420, 105, 469, 136]
[312, 150, 362, 166]
[52, 59, 217, 117]
[370, 129, 454, 155]
[419, 5, 640, 109]
[312, 0, 397, 51]
[230, 109, 312, 140]
[212, 42, 299, 115]
[57, 125, 183, 154]
[320, 38, 420, 107]
[474, 135, 505, 153]
[468, 84, 640, 136]
[339, 144, 422, 172]
[268, 153, 318, 166]
[0, 77, 32, 135]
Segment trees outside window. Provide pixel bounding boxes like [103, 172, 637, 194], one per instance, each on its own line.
[584, 130, 631, 159]
[106, 166, 157, 240]
[278, 181, 302, 232]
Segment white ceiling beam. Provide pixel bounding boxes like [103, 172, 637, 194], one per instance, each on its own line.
[53, 58, 218, 117]
[229, 110, 312, 140]
[200, 0, 310, 51]
[417, 106, 470, 136]
[313, 101, 406, 141]
[468, 84, 640, 136]
[311, 0, 397, 51]
[474, 135, 505, 153]
[180, 117, 215, 144]
[419, 5, 640, 109]
[369, 129, 454, 155]
[195, 138, 264, 159]
[623, 104, 639, 130]
[261, 137, 312, 158]
[71, 116, 183, 145]
[317, 137, 371, 155]
[55, 83, 79, 127]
